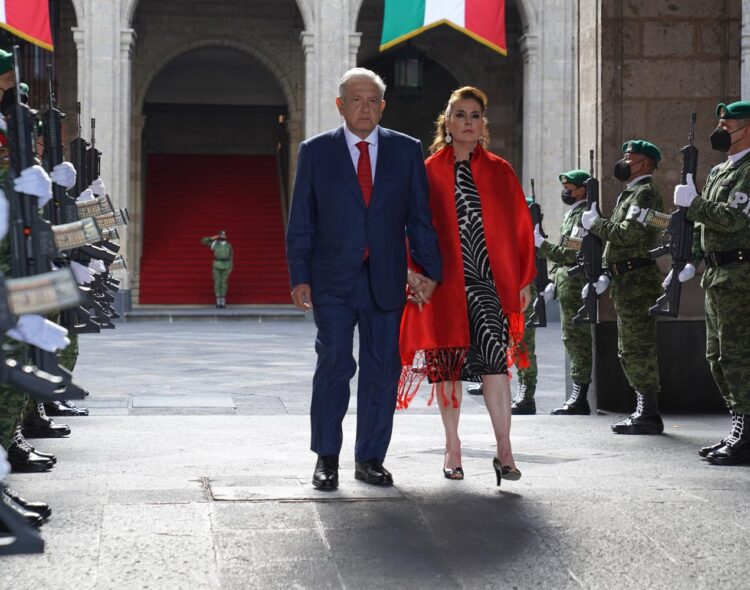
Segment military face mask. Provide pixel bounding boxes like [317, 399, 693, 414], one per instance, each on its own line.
[561, 189, 577, 205]
[613, 157, 646, 182]
[710, 125, 747, 152]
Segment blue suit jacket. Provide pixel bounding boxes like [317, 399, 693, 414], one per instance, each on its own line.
[286, 126, 442, 311]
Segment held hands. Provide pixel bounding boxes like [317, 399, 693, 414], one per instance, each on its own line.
[662, 262, 696, 288]
[581, 203, 599, 230]
[533, 224, 545, 248]
[542, 281, 556, 303]
[6, 314, 71, 352]
[291, 283, 313, 311]
[581, 274, 610, 299]
[520, 284, 532, 312]
[14, 165, 52, 207]
[674, 173, 698, 208]
[50, 162, 77, 189]
[407, 269, 437, 311]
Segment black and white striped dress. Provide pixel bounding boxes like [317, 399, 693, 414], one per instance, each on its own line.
[455, 159, 509, 381]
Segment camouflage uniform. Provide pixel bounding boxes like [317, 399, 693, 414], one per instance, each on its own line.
[590, 177, 663, 396]
[516, 283, 537, 389]
[201, 236, 233, 299]
[689, 151, 750, 415]
[538, 202, 592, 385]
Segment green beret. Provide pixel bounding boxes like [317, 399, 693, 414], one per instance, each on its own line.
[716, 101, 750, 120]
[559, 169, 590, 186]
[0, 49, 12, 76]
[622, 139, 661, 163]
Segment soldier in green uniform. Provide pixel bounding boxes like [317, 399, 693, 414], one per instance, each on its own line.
[674, 100, 750, 465]
[582, 140, 665, 435]
[467, 199, 539, 415]
[535, 170, 593, 415]
[201, 230, 233, 308]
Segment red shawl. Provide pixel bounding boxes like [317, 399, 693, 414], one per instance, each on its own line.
[398, 144, 536, 408]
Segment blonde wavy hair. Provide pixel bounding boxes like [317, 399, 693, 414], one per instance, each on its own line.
[429, 86, 490, 154]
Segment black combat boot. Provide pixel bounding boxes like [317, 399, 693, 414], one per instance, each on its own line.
[511, 383, 536, 415]
[2, 488, 51, 520]
[611, 391, 664, 435]
[44, 400, 89, 417]
[551, 382, 591, 415]
[707, 412, 750, 466]
[7, 429, 54, 473]
[22, 403, 71, 438]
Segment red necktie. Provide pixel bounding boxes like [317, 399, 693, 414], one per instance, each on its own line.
[356, 141, 372, 207]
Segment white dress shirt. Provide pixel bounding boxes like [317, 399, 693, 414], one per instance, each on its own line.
[728, 146, 750, 166]
[343, 124, 379, 183]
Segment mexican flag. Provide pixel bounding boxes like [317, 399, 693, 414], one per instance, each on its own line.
[380, 0, 506, 55]
[0, 0, 54, 51]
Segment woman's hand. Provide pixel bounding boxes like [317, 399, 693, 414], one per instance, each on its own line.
[520, 284, 532, 312]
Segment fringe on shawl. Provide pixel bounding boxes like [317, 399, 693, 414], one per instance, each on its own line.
[506, 310, 529, 370]
[397, 347, 468, 410]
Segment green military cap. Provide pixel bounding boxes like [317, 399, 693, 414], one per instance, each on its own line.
[0, 49, 12, 75]
[558, 169, 590, 186]
[218, 230, 227, 238]
[716, 101, 750, 120]
[622, 139, 661, 163]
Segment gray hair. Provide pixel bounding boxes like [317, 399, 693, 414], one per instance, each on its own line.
[338, 68, 386, 99]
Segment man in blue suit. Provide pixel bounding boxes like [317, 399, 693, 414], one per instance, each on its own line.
[286, 68, 443, 490]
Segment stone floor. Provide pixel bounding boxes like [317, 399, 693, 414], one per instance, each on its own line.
[0, 320, 748, 589]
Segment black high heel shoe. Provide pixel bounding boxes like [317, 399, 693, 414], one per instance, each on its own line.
[443, 451, 464, 480]
[493, 458, 522, 486]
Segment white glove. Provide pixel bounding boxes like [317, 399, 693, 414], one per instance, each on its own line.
[14, 165, 52, 207]
[533, 224, 545, 248]
[77, 188, 95, 202]
[89, 178, 106, 196]
[542, 282, 556, 303]
[0, 445, 10, 482]
[581, 274, 610, 299]
[674, 173, 698, 208]
[88, 259, 106, 274]
[7, 314, 70, 352]
[581, 203, 600, 230]
[662, 263, 697, 288]
[71, 260, 96, 284]
[50, 161, 77, 189]
[0, 188, 8, 241]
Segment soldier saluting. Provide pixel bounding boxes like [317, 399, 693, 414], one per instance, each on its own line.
[673, 100, 750, 466]
[201, 230, 233, 308]
[581, 141, 666, 435]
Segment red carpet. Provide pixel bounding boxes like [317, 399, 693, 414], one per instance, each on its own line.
[139, 154, 290, 304]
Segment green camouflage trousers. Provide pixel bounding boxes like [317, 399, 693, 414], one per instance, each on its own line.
[705, 286, 750, 414]
[610, 265, 661, 394]
[0, 384, 28, 448]
[516, 285, 537, 389]
[557, 274, 593, 384]
[213, 266, 231, 297]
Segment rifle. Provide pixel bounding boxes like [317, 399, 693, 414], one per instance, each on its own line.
[86, 118, 101, 189]
[570, 150, 603, 324]
[649, 112, 697, 317]
[70, 102, 88, 199]
[527, 178, 548, 327]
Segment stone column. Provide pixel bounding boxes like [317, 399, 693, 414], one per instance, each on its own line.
[743, 0, 750, 98]
[519, 33, 540, 191]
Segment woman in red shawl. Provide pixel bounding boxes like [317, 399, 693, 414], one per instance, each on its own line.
[400, 87, 536, 486]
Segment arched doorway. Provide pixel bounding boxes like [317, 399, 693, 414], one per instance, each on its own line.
[137, 47, 291, 305]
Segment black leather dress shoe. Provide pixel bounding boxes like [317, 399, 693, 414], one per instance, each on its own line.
[2, 494, 45, 528]
[699, 439, 726, 458]
[467, 384, 483, 396]
[22, 414, 71, 438]
[44, 400, 89, 417]
[7, 444, 54, 473]
[2, 489, 51, 519]
[707, 439, 750, 466]
[312, 455, 339, 491]
[511, 398, 536, 415]
[611, 413, 664, 435]
[354, 460, 393, 486]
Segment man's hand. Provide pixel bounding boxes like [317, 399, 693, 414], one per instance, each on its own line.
[88, 259, 107, 274]
[291, 283, 313, 310]
[581, 203, 599, 230]
[533, 223, 545, 248]
[582, 274, 610, 299]
[89, 178, 106, 197]
[662, 263, 697, 288]
[51, 162, 77, 189]
[0, 188, 8, 241]
[71, 260, 96, 285]
[520, 284, 532, 312]
[542, 281, 556, 303]
[674, 173, 698, 208]
[14, 165, 52, 206]
[7, 314, 70, 352]
[77, 188, 95, 202]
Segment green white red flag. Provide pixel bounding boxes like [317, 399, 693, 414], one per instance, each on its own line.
[0, 0, 54, 51]
[380, 0, 506, 55]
